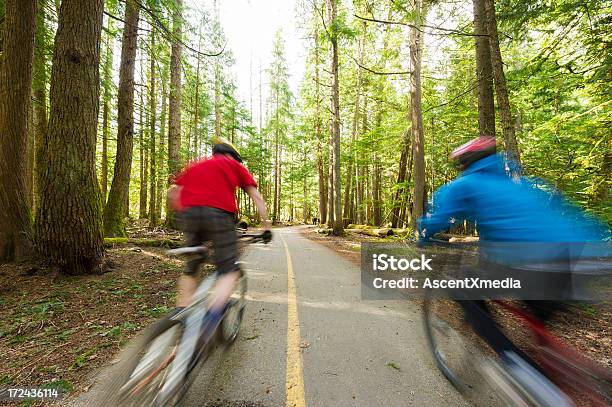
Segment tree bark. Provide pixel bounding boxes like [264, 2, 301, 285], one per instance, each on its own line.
[0, 0, 36, 262]
[139, 74, 148, 219]
[103, 0, 140, 237]
[327, 0, 343, 235]
[473, 0, 496, 136]
[32, 0, 48, 215]
[484, 0, 520, 162]
[410, 0, 426, 228]
[35, 0, 105, 274]
[148, 26, 158, 225]
[166, 0, 183, 227]
[0, 0, 4, 53]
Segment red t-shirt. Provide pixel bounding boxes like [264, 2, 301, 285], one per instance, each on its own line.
[175, 154, 257, 213]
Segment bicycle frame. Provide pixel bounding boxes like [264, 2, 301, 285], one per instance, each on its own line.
[154, 233, 263, 404]
[154, 272, 218, 404]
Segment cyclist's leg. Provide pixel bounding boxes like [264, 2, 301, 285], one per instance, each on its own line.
[204, 207, 241, 313]
[177, 208, 205, 307]
[523, 266, 571, 325]
[459, 300, 524, 357]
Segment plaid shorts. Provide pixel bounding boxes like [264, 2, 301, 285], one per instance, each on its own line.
[179, 206, 239, 275]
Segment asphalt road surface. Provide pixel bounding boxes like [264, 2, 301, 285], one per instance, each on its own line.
[75, 226, 470, 407]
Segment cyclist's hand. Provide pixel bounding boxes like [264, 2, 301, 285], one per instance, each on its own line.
[262, 230, 272, 244]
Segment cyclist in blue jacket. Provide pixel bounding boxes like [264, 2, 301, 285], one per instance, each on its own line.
[418, 135, 609, 405]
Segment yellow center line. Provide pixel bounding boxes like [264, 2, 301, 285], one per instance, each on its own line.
[281, 234, 306, 407]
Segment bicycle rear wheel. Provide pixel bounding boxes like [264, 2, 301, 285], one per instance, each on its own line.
[98, 315, 187, 407]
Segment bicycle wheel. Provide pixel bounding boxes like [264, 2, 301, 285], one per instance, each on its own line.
[423, 290, 507, 406]
[98, 315, 187, 407]
[220, 272, 247, 344]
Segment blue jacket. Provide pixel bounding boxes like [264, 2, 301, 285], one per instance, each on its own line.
[418, 154, 608, 245]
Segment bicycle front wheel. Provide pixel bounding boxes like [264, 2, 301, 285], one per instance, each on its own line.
[423, 290, 506, 406]
[220, 272, 247, 344]
[97, 314, 186, 407]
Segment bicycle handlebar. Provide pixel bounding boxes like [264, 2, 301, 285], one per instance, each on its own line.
[238, 230, 272, 244]
[167, 231, 271, 257]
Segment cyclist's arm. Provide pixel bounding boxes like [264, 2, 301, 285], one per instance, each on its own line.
[244, 186, 271, 229]
[419, 181, 469, 240]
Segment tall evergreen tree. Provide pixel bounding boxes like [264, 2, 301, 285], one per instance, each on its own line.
[35, 0, 105, 274]
[0, 0, 36, 262]
[103, 0, 140, 237]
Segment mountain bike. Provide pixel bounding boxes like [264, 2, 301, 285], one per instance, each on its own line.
[422, 243, 612, 406]
[99, 231, 268, 407]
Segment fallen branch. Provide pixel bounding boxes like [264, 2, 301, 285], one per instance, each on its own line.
[346, 228, 394, 238]
[104, 237, 182, 248]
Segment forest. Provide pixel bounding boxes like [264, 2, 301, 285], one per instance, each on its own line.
[0, 0, 609, 275]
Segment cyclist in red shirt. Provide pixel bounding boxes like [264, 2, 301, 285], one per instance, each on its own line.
[169, 137, 271, 332]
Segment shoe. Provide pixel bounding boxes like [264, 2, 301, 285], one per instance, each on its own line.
[188, 307, 226, 372]
[502, 351, 574, 407]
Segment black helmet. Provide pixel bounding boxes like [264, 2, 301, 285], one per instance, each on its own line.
[212, 137, 242, 163]
[451, 136, 497, 170]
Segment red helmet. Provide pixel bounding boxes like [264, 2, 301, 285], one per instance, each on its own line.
[451, 136, 497, 170]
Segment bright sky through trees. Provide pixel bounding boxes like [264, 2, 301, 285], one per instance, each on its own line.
[214, 0, 306, 119]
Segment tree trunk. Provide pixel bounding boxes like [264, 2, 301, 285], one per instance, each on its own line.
[314, 17, 327, 225]
[0, 0, 4, 53]
[372, 156, 382, 226]
[139, 77, 148, 219]
[148, 27, 158, 225]
[484, 0, 520, 162]
[156, 68, 168, 222]
[0, 0, 36, 262]
[214, 66, 221, 139]
[327, 118, 334, 227]
[35, 0, 105, 274]
[272, 87, 280, 224]
[166, 0, 183, 227]
[100, 1, 115, 203]
[391, 129, 410, 228]
[191, 27, 202, 158]
[277, 145, 283, 221]
[103, 0, 140, 237]
[473, 0, 496, 137]
[410, 0, 426, 228]
[327, 0, 343, 235]
[342, 24, 365, 224]
[32, 0, 48, 214]
[356, 95, 368, 224]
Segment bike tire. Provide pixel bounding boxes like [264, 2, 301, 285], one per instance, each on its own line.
[423, 290, 520, 406]
[97, 314, 186, 407]
[423, 289, 471, 392]
[220, 273, 247, 345]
